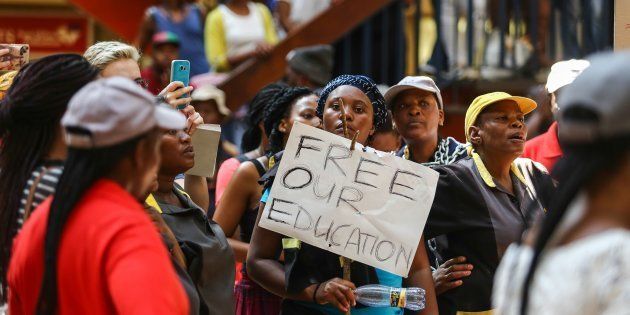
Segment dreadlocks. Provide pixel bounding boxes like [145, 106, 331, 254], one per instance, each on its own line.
[263, 87, 314, 155]
[241, 82, 288, 153]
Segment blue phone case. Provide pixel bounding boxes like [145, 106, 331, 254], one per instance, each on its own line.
[170, 60, 191, 109]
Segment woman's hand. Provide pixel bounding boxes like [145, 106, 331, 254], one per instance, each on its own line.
[314, 278, 356, 313]
[184, 108, 203, 135]
[159, 81, 193, 110]
[433, 256, 473, 295]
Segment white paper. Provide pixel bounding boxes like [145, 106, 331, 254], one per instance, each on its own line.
[259, 122, 439, 277]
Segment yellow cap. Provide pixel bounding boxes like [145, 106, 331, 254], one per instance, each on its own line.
[464, 92, 537, 142]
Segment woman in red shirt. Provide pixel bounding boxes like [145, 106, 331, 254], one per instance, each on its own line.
[8, 77, 189, 314]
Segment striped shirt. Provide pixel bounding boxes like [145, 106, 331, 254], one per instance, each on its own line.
[17, 161, 64, 230]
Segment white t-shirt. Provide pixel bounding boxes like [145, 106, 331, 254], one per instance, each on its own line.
[281, 0, 331, 24]
[493, 195, 630, 315]
[219, 3, 266, 57]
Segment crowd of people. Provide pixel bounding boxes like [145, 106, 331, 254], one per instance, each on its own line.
[0, 26, 628, 315]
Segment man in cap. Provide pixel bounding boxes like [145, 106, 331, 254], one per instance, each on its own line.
[523, 59, 589, 171]
[284, 44, 333, 92]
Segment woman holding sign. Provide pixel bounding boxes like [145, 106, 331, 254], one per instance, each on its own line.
[214, 87, 320, 314]
[423, 92, 553, 315]
[247, 75, 438, 315]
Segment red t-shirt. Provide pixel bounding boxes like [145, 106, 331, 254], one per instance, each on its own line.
[523, 121, 563, 172]
[8, 180, 189, 315]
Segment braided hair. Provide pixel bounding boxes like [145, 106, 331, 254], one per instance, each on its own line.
[264, 87, 313, 155]
[0, 54, 98, 302]
[241, 82, 288, 152]
[316, 74, 390, 131]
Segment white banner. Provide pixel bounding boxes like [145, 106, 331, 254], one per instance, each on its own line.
[259, 123, 439, 277]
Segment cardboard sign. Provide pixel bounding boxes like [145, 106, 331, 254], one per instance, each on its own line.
[186, 124, 221, 178]
[259, 123, 439, 277]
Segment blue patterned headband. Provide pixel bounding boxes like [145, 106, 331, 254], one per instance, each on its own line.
[317, 74, 389, 131]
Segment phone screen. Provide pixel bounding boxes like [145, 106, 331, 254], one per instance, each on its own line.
[170, 60, 191, 109]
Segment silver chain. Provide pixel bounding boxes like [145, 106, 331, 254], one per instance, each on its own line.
[422, 137, 469, 167]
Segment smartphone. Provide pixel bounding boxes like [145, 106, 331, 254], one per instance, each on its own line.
[170, 60, 191, 110]
[0, 44, 29, 72]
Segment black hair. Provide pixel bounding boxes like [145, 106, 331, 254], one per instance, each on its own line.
[35, 132, 153, 314]
[0, 54, 98, 302]
[263, 87, 313, 155]
[519, 108, 630, 314]
[240, 82, 288, 152]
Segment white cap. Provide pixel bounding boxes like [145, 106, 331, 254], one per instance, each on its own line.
[546, 59, 590, 94]
[191, 84, 230, 116]
[62, 77, 186, 148]
[384, 76, 444, 109]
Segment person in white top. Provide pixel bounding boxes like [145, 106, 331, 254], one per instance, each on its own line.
[205, 0, 278, 72]
[493, 51, 630, 315]
[276, 0, 331, 34]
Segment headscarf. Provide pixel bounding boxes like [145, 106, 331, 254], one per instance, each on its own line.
[317, 74, 389, 131]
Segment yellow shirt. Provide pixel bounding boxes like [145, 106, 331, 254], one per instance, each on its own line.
[205, 2, 278, 72]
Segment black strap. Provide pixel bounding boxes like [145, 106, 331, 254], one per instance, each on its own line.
[251, 159, 267, 177]
[235, 154, 249, 163]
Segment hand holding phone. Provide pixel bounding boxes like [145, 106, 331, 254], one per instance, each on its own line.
[0, 44, 29, 71]
[170, 60, 191, 110]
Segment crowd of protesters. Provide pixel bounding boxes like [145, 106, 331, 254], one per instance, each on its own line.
[0, 18, 628, 315]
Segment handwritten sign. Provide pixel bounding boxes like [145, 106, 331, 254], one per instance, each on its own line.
[259, 123, 439, 277]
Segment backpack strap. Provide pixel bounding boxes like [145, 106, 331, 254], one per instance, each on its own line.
[250, 159, 267, 177]
[23, 166, 50, 220]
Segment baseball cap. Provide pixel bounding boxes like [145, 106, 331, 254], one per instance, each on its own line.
[557, 51, 630, 143]
[152, 31, 180, 47]
[384, 76, 444, 109]
[191, 84, 230, 116]
[286, 45, 333, 86]
[546, 59, 590, 93]
[465, 92, 537, 141]
[62, 76, 186, 148]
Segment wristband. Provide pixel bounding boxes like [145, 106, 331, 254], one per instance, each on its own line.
[312, 282, 323, 304]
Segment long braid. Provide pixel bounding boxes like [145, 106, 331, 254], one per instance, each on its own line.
[519, 138, 628, 314]
[263, 87, 313, 155]
[240, 82, 288, 152]
[0, 54, 98, 302]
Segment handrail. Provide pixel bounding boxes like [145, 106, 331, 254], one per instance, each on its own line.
[218, 0, 394, 111]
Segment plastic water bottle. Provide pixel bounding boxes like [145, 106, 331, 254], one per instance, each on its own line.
[354, 284, 425, 310]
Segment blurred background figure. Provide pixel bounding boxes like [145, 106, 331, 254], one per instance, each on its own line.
[275, 0, 331, 35]
[370, 127, 403, 152]
[523, 59, 590, 172]
[493, 51, 630, 315]
[136, 0, 210, 76]
[284, 44, 333, 92]
[141, 31, 181, 96]
[205, 0, 278, 72]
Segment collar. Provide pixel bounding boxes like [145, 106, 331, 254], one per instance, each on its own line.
[471, 151, 527, 188]
[146, 185, 191, 214]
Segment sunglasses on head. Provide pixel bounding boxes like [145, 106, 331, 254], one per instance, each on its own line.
[134, 78, 149, 90]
